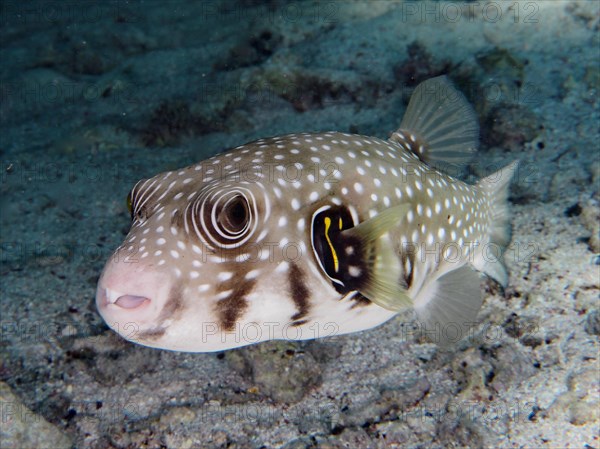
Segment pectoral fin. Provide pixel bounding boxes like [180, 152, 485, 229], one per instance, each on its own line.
[341, 204, 413, 311]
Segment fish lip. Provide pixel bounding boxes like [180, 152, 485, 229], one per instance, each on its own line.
[114, 294, 151, 309]
[97, 287, 151, 310]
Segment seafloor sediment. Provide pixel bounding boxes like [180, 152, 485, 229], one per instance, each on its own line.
[0, 1, 598, 448]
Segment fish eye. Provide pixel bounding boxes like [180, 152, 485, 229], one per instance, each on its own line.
[218, 196, 249, 234]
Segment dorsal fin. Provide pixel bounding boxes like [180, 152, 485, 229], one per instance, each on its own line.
[390, 76, 479, 171]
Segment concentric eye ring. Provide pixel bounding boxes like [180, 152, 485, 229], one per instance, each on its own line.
[191, 187, 258, 250]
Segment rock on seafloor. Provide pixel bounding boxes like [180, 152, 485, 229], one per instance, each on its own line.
[0, 382, 72, 449]
[225, 341, 323, 403]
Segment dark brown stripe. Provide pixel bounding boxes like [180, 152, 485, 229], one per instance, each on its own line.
[137, 327, 166, 341]
[290, 319, 309, 327]
[402, 249, 415, 289]
[288, 263, 310, 321]
[349, 292, 372, 309]
[135, 286, 184, 342]
[157, 285, 184, 323]
[215, 278, 256, 331]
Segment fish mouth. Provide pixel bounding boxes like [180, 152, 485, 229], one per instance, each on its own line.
[97, 287, 151, 310]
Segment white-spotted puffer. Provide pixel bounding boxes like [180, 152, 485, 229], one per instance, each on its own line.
[96, 76, 518, 352]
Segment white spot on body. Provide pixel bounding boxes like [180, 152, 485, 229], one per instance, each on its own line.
[215, 290, 233, 300]
[349, 266, 362, 277]
[427, 233, 434, 245]
[217, 272, 233, 282]
[275, 262, 289, 273]
[245, 269, 261, 280]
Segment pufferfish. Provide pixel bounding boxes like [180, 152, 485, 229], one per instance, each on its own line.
[96, 76, 517, 352]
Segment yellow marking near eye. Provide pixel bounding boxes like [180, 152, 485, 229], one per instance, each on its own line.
[324, 216, 339, 273]
[339, 217, 343, 229]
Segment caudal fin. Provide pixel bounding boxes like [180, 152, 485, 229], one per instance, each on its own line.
[474, 161, 519, 287]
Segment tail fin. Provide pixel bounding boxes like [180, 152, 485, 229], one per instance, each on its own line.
[474, 161, 519, 287]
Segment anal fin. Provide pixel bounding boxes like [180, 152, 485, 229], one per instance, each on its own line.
[413, 265, 483, 346]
